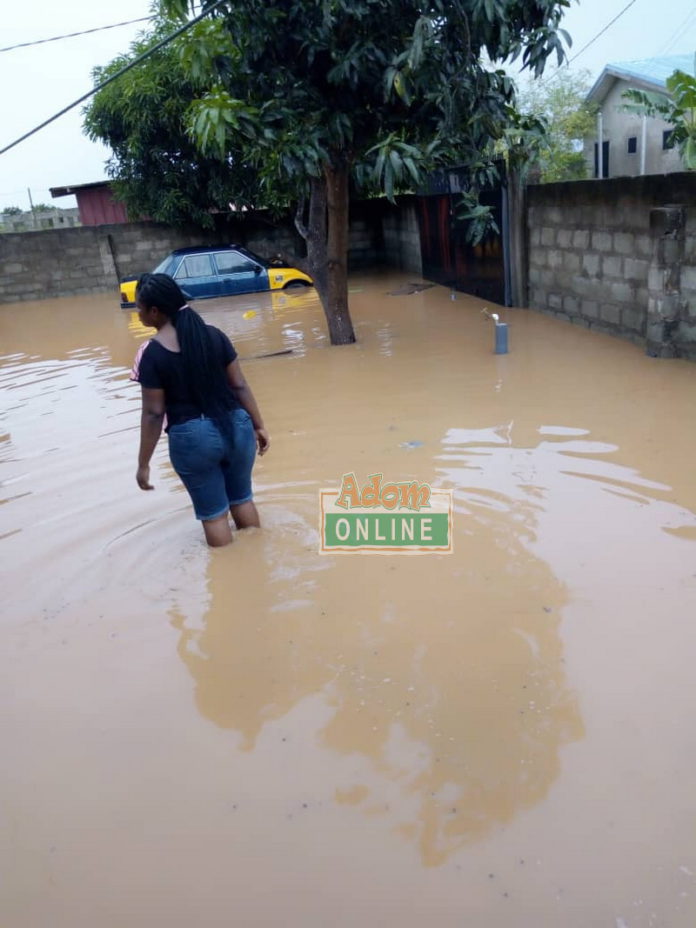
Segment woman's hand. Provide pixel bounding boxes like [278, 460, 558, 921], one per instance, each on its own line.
[136, 464, 154, 490]
[255, 428, 270, 456]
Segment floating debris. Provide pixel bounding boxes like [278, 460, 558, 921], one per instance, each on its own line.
[388, 282, 435, 296]
[399, 439, 424, 449]
[243, 348, 294, 361]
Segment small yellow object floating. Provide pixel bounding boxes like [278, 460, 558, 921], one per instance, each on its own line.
[242, 310, 257, 320]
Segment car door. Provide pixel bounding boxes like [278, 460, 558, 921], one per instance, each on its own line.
[173, 253, 221, 299]
[214, 249, 268, 295]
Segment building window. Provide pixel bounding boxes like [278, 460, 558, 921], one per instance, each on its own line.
[663, 129, 675, 150]
[175, 254, 215, 279]
[627, 136, 637, 154]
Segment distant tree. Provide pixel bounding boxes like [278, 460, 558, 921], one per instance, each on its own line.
[623, 69, 696, 169]
[84, 26, 258, 229]
[30, 203, 53, 212]
[2, 206, 23, 216]
[516, 69, 596, 182]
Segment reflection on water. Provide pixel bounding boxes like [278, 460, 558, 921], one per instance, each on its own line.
[172, 456, 583, 867]
[3, 277, 696, 926]
[126, 285, 324, 358]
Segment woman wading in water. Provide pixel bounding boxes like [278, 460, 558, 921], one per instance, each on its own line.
[134, 273, 269, 547]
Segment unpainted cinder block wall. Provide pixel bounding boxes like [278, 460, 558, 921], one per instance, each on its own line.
[0, 223, 221, 304]
[381, 196, 423, 275]
[0, 198, 420, 306]
[527, 173, 696, 359]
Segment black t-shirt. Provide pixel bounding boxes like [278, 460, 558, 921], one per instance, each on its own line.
[137, 325, 239, 427]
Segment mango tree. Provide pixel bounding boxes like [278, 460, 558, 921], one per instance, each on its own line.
[159, 0, 571, 344]
[85, 28, 259, 229]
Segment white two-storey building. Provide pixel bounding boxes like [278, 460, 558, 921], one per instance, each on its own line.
[583, 54, 692, 178]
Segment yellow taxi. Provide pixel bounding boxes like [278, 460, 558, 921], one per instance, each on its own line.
[120, 244, 313, 307]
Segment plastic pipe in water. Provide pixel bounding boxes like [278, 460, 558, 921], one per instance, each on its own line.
[495, 322, 509, 354]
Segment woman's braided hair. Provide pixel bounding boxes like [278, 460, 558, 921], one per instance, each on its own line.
[136, 273, 235, 442]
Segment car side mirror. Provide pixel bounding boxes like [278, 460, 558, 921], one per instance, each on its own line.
[252, 264, 262, 274]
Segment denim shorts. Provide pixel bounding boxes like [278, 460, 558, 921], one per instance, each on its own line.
[167, 407, 256, 521]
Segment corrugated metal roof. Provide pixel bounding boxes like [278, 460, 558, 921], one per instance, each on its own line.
[606, 54, 695, 87]
[50, 181, 112, 198]
[587, 54, 695, 104]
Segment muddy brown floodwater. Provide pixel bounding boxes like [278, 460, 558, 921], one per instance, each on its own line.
[2, 271, 696, 927]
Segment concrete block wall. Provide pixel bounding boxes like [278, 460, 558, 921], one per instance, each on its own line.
[0, 222, 228, 304]
[677, 209, 696, 357]
[528, 174, 696, 357]
[0, 226, 115, 303]
[108, 222, 223, 283]
[0, 198, 419, 305]
[382, 197, 423, 275]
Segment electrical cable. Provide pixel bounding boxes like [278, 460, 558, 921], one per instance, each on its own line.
[658, 6, 696, 56]
[541, 0, 640, 83]
[566, 0, 640, 65]
[0, 1, 227, 158]
[0, 17, 152, 54]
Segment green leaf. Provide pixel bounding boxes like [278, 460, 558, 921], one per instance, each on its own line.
[403, 156, 420, 183]
[384, 161, 394, 201]
[389, 148, 403, 180]
[374, 146, 386, 185]
[215, 120, 226, 154]
[682, 135, 696, 169]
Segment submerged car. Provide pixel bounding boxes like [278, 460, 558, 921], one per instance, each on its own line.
[119, 244, 313, 308]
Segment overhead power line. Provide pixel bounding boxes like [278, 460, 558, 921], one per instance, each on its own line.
[0, 1, 227, 159]
[658, 6, 696, 56]
[542, 0, 640, 83]
[566, 0, 640, 65]
[0, 17, 152, 54]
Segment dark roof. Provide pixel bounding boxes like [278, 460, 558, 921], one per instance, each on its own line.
[49, 180, 113, 198]
[170, 245, 242, 255]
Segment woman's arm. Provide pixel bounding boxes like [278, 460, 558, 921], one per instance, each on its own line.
[226, 359, 270, 455]
[137, 386, 166, 489]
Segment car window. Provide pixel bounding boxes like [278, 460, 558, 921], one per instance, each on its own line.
[174, 254, 215, 279]
[153, 256, 174, 274]
[215, 251, 256, 274]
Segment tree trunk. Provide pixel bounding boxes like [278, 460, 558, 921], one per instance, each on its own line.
[305, 176, 328, 296]
[294, 164, 356, 346]
[323, 162, 355, 344]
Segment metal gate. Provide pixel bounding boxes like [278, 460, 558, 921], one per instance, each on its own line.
[416, 181, 506, 305]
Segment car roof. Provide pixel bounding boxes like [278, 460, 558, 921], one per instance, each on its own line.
[169, 245, 244, 256]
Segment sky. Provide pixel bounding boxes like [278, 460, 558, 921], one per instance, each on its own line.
[1, 0, 695, 212]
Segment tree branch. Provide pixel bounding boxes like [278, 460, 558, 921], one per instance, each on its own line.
[294, 197, 308, 241]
